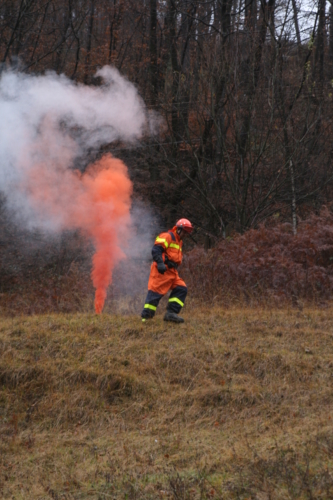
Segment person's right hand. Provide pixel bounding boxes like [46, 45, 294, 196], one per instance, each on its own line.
[157, 261, 167, 274]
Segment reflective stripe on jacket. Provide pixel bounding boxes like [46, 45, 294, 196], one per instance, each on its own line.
[154, 228, 183, 265]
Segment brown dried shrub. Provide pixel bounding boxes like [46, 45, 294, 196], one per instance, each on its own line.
[183, 207, 333, 304]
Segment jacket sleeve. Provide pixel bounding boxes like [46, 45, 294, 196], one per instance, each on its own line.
[152, 244, 163, 263]
[152, 232, 172, 263]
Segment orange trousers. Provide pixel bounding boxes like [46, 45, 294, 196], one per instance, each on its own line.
[141, 263, 188, 318]
[148, 262, 186, 295]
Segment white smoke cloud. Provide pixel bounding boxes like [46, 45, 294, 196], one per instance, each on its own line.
[0, 66, 146, 230]
[0, 66, 166, 313]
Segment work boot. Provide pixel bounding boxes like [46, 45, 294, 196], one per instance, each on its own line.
[163, 311, 184, 323]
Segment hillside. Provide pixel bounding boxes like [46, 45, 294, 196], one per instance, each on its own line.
[1, 306, 333, 499]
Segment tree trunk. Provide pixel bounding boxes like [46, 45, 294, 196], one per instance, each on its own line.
[149, 0, 158, 105]
[84, 0, 95, 84]
[169, 0, 180, 146]
[55, 3, 72, 73]
[289, 159, 297, 235]
[30, 0, 51, 63]
[3, 0, 26, 63]
[329, 2, 333, 77]
[291, 0, 301, 48]
[177, 0, 196, 141]
[314, 0, 326, 86]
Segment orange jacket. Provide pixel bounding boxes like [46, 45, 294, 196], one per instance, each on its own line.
[153, 227, 183, 266]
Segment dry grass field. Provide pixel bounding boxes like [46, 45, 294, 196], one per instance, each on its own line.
[1, 304, 333, 499]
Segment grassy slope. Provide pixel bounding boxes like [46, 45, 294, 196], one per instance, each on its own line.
[1, 306, 333, 499]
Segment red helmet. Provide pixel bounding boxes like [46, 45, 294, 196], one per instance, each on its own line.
[176, 218, 193, 233]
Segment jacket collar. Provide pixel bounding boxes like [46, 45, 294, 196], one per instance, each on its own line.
[171, 227, 181, 244]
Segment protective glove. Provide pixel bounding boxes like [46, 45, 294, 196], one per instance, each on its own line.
[156, 260, 167, 274]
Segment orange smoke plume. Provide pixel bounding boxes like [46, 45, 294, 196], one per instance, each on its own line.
[86, 158, 132, 313]
[25, 154, 132, 313]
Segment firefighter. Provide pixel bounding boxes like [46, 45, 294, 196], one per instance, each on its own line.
[141, 218, 193, 323]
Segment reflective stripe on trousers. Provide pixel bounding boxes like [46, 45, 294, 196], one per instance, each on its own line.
[141, 285, 187, 318]
[141, 290, 163, 318]
[167, 286, 187, 314]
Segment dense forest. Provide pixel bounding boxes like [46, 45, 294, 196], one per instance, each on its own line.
[2, 0, 333, 312]
[0, 0, 332, 241]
